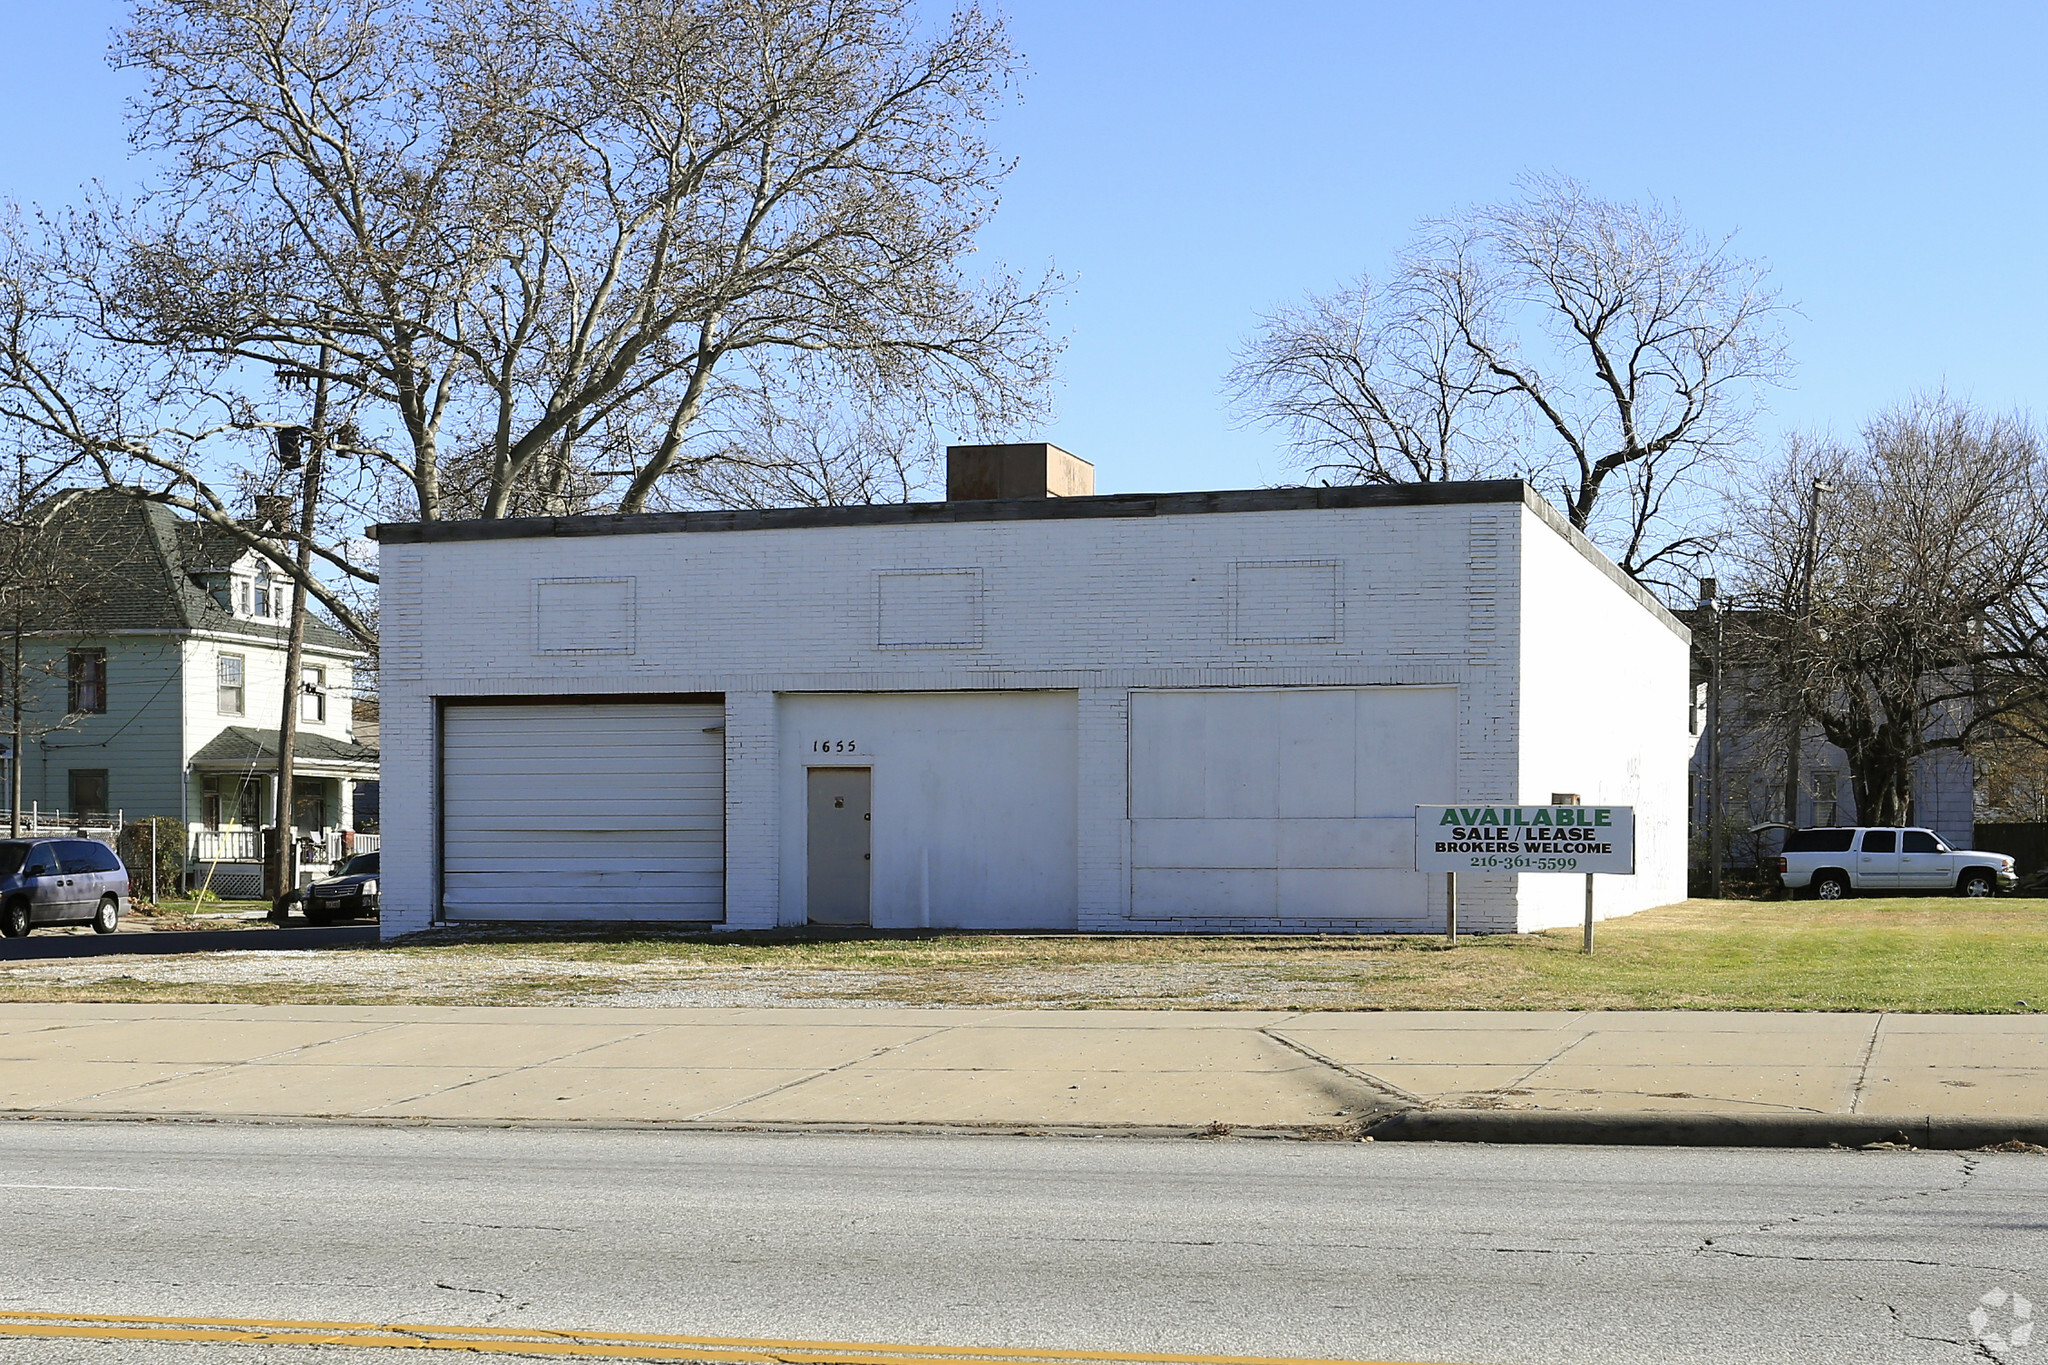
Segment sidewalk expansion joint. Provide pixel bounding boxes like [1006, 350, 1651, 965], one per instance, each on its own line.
[364, 1024, 676, 1114]
[1256, 1026, 1421, 1107]
[1849, 1013, 1887, 1114]
[1501, 1021, 1592, 1093]
[25, 1019, 414, 1112]
[682, 1025, 961, 1121]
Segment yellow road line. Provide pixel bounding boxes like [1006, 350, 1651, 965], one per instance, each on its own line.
[0, 1311, 1429, 1365]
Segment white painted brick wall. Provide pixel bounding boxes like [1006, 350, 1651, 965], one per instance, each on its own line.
[378, 492, 1690, 936]
[722, 691, 778, 929]
[1515, 505, 1693, 926]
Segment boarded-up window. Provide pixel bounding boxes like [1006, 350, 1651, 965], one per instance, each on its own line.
[876, 568, 982, 649]
[1125, 686, 1455, 922]
[1231, 560, 1341, 643]
[534, 577, 635, 655]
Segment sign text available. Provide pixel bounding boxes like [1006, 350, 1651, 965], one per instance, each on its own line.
[1414, 805, 1636, 875]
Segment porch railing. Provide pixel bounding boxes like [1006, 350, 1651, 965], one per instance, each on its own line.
[188, 827, 379, 866]
[190, 829, 262, 863]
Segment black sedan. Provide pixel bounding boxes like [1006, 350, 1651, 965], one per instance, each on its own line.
[302, 852, 379, 924]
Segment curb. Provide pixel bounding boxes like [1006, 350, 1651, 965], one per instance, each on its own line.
[5, 1108, 2045, 1150]
[1359, 1108, 2048, 1149]
[0, 1112, 1354, 1142]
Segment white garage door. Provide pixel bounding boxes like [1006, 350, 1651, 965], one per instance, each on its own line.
[1127, 686, 1456, 922]
[441, 702, 724, 921]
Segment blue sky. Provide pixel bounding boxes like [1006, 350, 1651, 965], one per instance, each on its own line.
[3, 1, 2043, 494]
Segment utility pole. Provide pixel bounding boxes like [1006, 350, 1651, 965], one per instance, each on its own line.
[267, 343, 329, 916]
[1702, 578, 1724, 898]
[1780, 477, 1830, 845]
[6, 606, 19, 841]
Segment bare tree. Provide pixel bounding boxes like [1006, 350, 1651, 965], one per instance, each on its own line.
[1225, 276, 1496, 485]
[1724, 398, 2048, 825]
[1231, 176, 1788, 588]
[676, 374, 937, 509]
[0, 453, 115, 836]
[99, 0, 1056, 525]
[0, 206, 383, 646]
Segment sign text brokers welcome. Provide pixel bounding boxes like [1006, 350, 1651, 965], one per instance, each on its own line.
[1415, 805, 1636, 876]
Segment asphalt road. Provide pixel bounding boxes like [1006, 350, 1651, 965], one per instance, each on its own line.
[0, 923, 376, 960]
[0, 1123, 2039, 1364]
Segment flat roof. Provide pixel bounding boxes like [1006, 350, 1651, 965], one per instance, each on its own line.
[372, 478, 1530, 544]
[371, 478, 1686, 640]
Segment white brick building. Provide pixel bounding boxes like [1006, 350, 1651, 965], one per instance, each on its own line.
[373, 448, 1692, 938]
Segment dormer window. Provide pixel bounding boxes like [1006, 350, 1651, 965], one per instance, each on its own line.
[255, 569, 273, 618]
[238, 578, 251, 616]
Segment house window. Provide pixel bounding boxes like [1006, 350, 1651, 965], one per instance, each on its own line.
[301, 666, 326, 723]
[238, 579, 251, 616]
[256, 568, 277, 618]
[217, 653, 246, 716]
[68, 769, 109, 817]
[292, 777, 328, 831]
[67, 649, 107, 714]
[201, 774, 262, 830]
[1723, 768, 1753, 821]
[1810, 770, 1840, 826]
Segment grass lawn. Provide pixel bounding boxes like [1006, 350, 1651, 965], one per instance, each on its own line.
[129, 899, 275, 929]
[5, 896, 2045, 1012]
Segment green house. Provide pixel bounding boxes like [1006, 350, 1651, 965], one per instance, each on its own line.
[3, 489, 377, 884]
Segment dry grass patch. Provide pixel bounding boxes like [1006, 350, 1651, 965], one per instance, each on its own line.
[2, 897, 2044, 1011]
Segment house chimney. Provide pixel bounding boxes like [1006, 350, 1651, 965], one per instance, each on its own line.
[249, 494, 295, 535]
[946, 443, 1094, 500]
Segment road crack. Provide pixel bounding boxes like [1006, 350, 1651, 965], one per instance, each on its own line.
[1881, 1300, 1998, 1361]
[1692, 1152, 1984, 1258]
[434, 1280, 531, 1323]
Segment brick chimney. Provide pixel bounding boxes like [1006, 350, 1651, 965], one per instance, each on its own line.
[248, 494, 295, 534]
[945, 443, 1094, 500]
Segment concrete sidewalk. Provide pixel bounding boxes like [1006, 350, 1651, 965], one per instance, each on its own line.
[0, 1003, 2043, 1144]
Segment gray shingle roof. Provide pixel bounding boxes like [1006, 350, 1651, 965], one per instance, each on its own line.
[188, 725, 380, 770]
[31, 488, 363, 655]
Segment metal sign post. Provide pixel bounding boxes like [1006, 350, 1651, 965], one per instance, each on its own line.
[1584, 873, 1595, 954]
[1414, 804, 1637, 952]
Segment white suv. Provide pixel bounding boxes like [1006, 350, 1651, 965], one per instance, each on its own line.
[1777, 827, 2017, 899]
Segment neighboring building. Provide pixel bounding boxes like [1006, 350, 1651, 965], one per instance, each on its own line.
[350, 698, 382, 831]
[1684, 608, 1976, 869]
[373, 445, 1692, 938]
[3, 488, 377, 887]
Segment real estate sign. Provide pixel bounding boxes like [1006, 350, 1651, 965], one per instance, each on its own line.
[1414, 804, 1636, 875]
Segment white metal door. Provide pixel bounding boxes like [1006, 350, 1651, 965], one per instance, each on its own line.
[441, 702, 725, 921]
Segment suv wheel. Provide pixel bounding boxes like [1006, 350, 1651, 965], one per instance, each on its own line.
[92, 895, 119, 934]
[1, 898, 28, 937]
[1813, 871, 1851, 901]
[1957, 870, 1997, 898]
